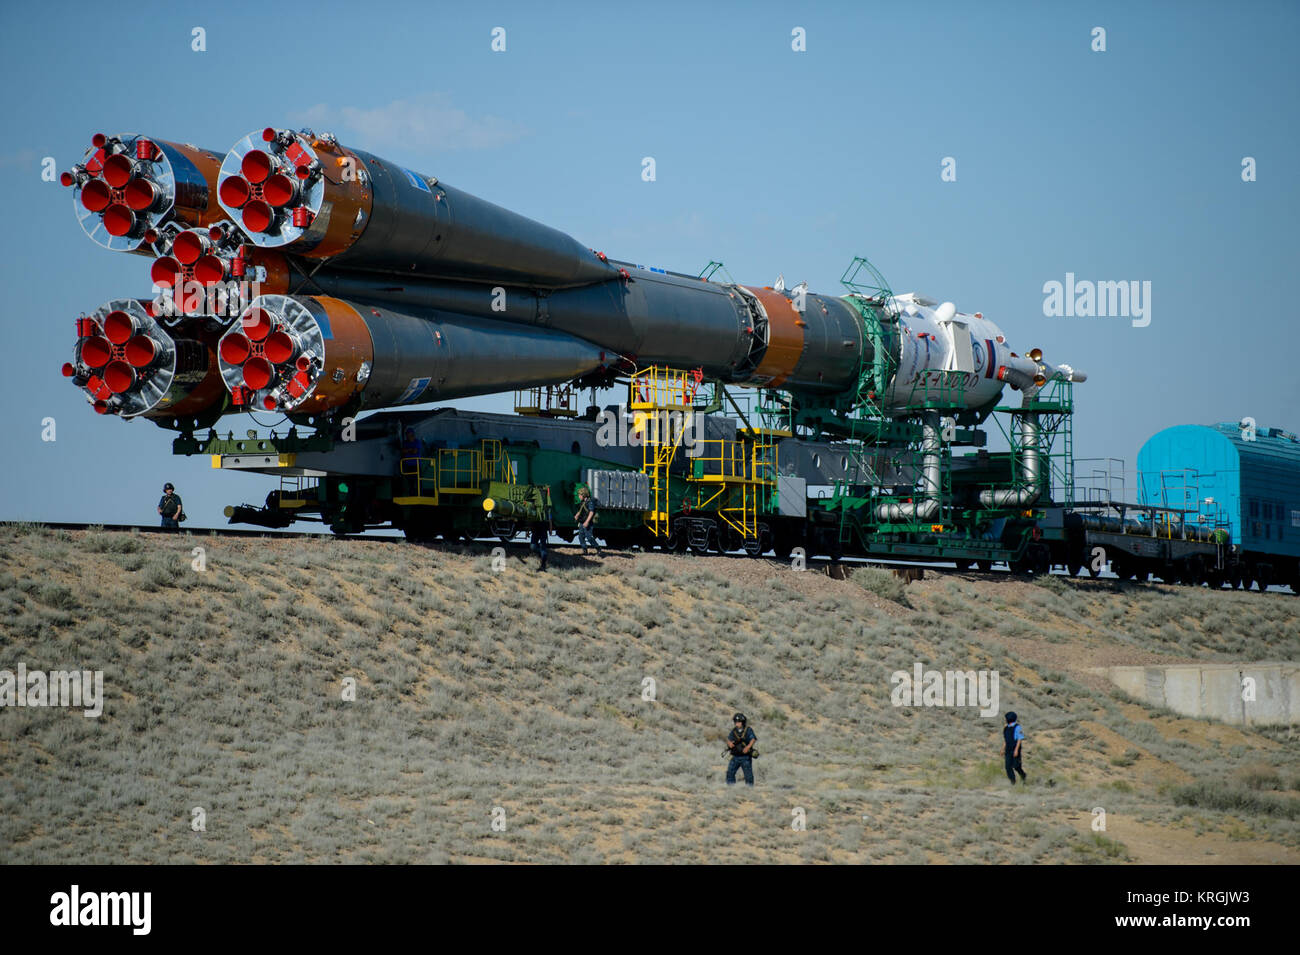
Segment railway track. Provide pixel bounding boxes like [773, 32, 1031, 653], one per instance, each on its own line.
[7, 520, 1296, 593]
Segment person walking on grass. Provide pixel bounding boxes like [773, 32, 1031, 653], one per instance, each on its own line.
[1002, 711, 1027, 785]
[724, 713, 757, 786]
[574, 486, 601, 555]
[530, 490, 554, 572]
[157, 482, 184, 530]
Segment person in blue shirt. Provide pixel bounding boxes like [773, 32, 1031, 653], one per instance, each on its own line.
[1002, 711, 1027, 784]
[724, 713, 757, 785]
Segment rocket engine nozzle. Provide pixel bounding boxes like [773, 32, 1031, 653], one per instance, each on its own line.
[66, 133, 227, 254]
[68, 300, 227, 421]
[147, 227, 290, 323]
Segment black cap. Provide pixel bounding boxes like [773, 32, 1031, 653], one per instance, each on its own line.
[164, 483, 174, 491]
[1005, 711, 1017, 723]
[733, 712, 747, 724]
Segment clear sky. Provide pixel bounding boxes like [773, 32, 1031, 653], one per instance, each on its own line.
[1, 0, 1296, 526]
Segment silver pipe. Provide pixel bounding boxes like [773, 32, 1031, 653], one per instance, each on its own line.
[979, 405, 1041, 508]
[876, 412, 942, 521]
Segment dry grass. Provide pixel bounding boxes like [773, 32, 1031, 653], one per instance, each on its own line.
[0, 524, 1296, 864]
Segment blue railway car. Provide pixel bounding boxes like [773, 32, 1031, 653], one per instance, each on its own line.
[1138, 422, 1300, 591]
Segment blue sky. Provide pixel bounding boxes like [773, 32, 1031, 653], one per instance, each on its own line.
[1, 0, 1296, 525]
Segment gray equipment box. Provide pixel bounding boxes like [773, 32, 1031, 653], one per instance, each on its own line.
[585, 469, 649, 511]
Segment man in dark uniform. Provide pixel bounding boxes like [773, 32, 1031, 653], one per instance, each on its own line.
[157, 483, 183, 530]
[1002, 711, 1027, 784]
[529, 489, 554, 572]
[724, 712, 757, 786]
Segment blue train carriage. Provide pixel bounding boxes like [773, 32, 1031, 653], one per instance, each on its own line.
[1138, 422, 1300, 592]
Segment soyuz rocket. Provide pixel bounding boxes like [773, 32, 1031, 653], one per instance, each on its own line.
[60, 128, 1085, 428]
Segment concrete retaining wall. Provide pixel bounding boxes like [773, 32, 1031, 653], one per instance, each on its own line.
[1102, 663, 1298, 726]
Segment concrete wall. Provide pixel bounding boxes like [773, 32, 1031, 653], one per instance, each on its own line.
[1103, 663, 1298, 726]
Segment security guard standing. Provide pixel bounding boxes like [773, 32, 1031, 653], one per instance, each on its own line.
[157, 482, 184, 530]
[724, 713, 757, 786]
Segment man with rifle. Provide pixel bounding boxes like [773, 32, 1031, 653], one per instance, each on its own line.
[724, 713, 758, 786]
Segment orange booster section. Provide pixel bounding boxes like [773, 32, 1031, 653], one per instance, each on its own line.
[743, 286, 807, 389]
[217, 296, 374, 414]
[64, 299, 228, 421]
[63, 134, 227, 253]
[216, 129, 373, 259]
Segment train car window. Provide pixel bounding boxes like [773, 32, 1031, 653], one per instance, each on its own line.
[1249, 500, 1259, 518]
